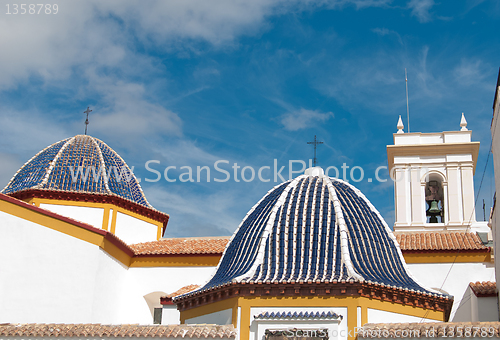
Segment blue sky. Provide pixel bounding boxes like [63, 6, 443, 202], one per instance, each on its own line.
[0, 0, 498, 237]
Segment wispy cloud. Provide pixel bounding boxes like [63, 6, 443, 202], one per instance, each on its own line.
[371, 27, 403, 45]
[453, 59, 491, 87]
[280, 108, 333, 131]
[407, 0, 435, 23]
[146, 185, 243, 237]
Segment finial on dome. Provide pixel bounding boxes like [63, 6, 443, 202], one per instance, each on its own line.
[397, 115, 404, 133]
[460, 112, 468, 131]
[304, 167, 324, 177]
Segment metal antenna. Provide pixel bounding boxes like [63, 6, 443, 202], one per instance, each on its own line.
[307, 135, 323, 167]
[84, 107, 92, 135]
[483, 199, 486, 221]
[405, 68, 410, 133]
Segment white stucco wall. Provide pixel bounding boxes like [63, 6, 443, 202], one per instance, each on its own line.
[366, 308, 437, 323]
[39, 203, 104, 229]
[475, 295, 499, 322]
[0, 209, 217, 325]
[115, 211, 158, 244]
[122, 266, 216, 324]
[185, 308, 233, 325]
[455, 284, 499, 322]
[492, 80, 500, 321]
[162, 305, 179, 325]
[37, 204, 160, 245]
[0, 210, 125, 323]
[406, 262, 495, 321]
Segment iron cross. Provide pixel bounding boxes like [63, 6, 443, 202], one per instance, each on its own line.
[84, 107, 92, 135]
[307, 135, 323, 167]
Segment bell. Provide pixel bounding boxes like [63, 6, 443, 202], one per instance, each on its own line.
[428, 200, 441, 214]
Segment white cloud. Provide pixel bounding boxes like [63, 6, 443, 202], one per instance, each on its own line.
[0, 108, 70, 154]
[407, 0, 435, 23]
[280, 108, 333, 131]
[0, 0, 403, 91]
[151, 139, 221, 168]
[86, 78, 183, 140]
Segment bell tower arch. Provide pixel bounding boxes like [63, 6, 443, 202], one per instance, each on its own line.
[387, 113, 487, 232]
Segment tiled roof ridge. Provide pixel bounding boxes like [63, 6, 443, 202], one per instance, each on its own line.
[167, 284, 201, 298]
[469, 281, 497, 297]
[254, 311, 343, 320]
[358, 321, 500, 338]
[160, 236, 232, 241]
[394, 231, 488, 252]
[0, 323, 237, 338]
[130, 237, 230, 256]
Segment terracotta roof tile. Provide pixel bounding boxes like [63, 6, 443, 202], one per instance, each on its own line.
[358, 322, 500, 338]
[394, 232, 488, 252]
[167, 284, 201, 298]
[0, 324, 237, 338]
[130, 237, 230, 256]
[470, 281, 497, 297]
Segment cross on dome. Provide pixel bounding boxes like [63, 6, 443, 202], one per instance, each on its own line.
[84, 106, 92, 135]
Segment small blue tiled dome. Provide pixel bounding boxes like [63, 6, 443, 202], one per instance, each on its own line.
[2, 135, 151, 208]
[185, 168, 443, 298]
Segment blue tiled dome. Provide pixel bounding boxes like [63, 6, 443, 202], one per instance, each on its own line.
[188, 168, 441, 297]
[2, 135, 151, 208]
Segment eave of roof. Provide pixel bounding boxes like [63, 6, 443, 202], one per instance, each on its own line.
[161, 284, 201, 305]
[8, 188, 169, 225]
[394, 231, 489, 253]
[0, 324, 237, 338]
[470, 281, 497, 297]
[172, 281, 453, 322]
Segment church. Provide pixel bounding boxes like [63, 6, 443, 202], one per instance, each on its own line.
[0, 102, 498, 339]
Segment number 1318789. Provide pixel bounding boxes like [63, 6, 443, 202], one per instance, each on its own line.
[6, 4, 58, 14]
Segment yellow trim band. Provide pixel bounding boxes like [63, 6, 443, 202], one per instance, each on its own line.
[403, 252, 491, 263]
[130, 255, 221, 267]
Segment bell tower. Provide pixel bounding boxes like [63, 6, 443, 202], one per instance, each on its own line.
[387, 113, 487, 232]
